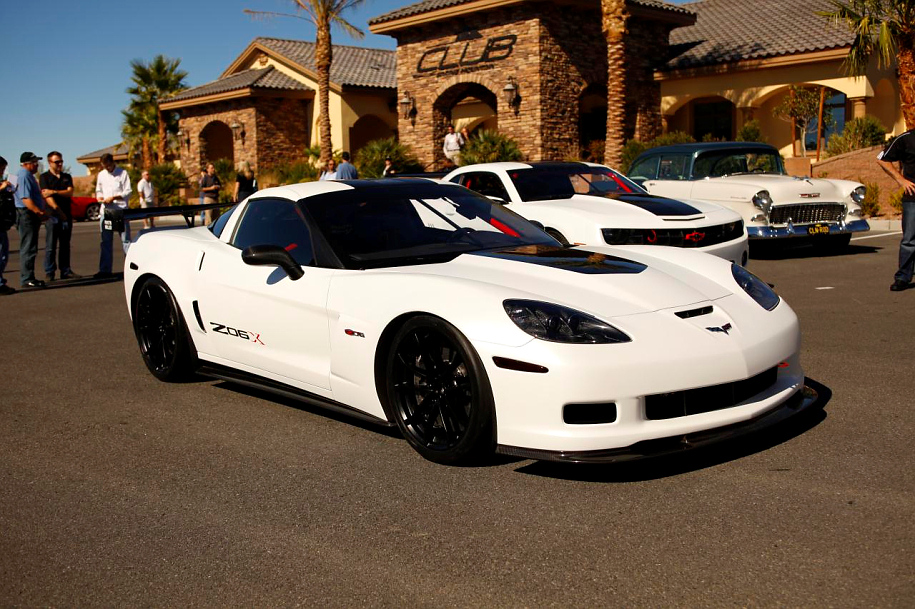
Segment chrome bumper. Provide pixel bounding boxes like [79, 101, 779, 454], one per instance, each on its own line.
[747, 219, 870, 239]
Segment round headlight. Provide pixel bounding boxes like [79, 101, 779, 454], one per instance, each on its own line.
[752, 190, 772, 213]
[503, 300, 631, 344]
[851, 185, 866, 203]
[731, 264, 780, 311]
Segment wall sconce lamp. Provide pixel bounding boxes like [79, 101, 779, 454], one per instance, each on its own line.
[177, 128, 191, 150]
[230, 121, 245, 141]
[503, 77, 521, 114]
[398, 92, 416, 124]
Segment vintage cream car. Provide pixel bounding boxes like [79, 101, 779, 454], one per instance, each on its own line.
[628, 142, 869, 246]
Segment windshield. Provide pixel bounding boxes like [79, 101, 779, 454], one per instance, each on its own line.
[508, 165, 647, 202]
[303, 183, 556, 269]
[692, 149, 786, 178]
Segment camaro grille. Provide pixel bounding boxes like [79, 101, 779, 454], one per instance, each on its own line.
[644, 367, 778, 420]
[602, 221, 743, 248]
[768, 203, 845, 225]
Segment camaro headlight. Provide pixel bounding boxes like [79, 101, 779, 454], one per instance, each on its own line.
[731, 264, 780, 311]
[851, 185, 866, 204]
[503, 300, 631, 344]
[752, 190, 773, 213]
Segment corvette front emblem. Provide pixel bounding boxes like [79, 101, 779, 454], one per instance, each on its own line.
[706, 323, 732, 335]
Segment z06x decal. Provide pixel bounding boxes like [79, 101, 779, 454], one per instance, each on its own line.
[210, 322, 265, 345]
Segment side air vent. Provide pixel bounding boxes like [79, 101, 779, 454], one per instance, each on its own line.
[675, 305, 713, 319]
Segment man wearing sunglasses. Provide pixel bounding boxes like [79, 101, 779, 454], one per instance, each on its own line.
[40, 151, 80, 280]
[13, 152, 51, 288]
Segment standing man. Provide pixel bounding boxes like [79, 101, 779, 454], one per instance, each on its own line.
[95, 152, 132, 279]
[0, 156, 16, 295]
[199, 163, 221, 225]
[337, 151, 358, 179]
[40, 151, 80, 280]
[443, 125, 464, 166]
[14, 152, 50, 288]
[137, 169, 155, 228]
[877, 130, 915, 292]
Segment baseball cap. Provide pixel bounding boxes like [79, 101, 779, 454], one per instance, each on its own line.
[20, 152, 42, 163]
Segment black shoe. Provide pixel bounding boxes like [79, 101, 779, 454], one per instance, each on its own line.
[0, 284, 16, 295]
[22, 279, 46, 288]
[93, 271, 115, 279]
[890, 280, 910, 292]
[46, 273, 56, 282]
[61, 271, 82, 280]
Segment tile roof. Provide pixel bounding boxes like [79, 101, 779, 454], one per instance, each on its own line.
[167, 66, 311, 102]
[666, 0, 854, 70]
[256, 38, 397, 88]
[369, 0, 692, 26]
[76, 143, 130, 162]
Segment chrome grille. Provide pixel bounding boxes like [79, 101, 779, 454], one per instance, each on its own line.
[769, 203, 845, 225]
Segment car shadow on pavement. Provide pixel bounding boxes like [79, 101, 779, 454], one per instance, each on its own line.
[11, 273, 123, 293]
[513, 378, 832, 483]
[750, 241, 879, 260]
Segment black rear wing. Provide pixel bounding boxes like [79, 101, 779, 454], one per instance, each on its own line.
[103, 203, 230, 231]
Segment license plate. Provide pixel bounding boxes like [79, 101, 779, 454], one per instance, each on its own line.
[807, 224, 830, 235]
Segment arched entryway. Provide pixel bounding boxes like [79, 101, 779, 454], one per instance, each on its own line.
[579, 85, 607, 161]
[691, 96, 735, 141]
[433, 82, 498, 167]
[349, 114, 395, 157]
[199, 120, 234, 166]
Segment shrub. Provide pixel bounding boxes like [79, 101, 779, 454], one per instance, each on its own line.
[578, 139, 605, 163]
[460, 129, 524, 165]
[825, 115, 887, 157]
[355, 137, 423, 177]
[889, 188, 904, 213]
[856, 180, 881, 217]
[619, 131, 694, 173]
[260, 160, 319, 186]
[126, 163, 188, 207]
[736, 119, 766, 143]
[212, 158, 237, 204]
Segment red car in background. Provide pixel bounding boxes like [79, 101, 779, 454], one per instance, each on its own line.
[71, 196, 100, 222]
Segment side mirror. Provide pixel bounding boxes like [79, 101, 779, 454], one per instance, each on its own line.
[629, 177, 647, 187]
[529, 220, 545, 231]
[242, 245, 304, 280]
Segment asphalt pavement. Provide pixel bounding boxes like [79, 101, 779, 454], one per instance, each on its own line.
[1, 222, 913, 607]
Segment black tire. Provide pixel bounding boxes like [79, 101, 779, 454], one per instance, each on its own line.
[132, 276, 197, 382]
[85, 203, 100, 222]
[546, 228, 570, 247]
[385, 316, 495, 465]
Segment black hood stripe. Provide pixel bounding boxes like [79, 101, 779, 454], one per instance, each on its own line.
[470, 245, 646, 275]
[607, 194, 702, 216]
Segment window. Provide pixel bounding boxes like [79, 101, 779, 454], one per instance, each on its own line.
[232, 198, 315, 266]
[628, 156, 659, 181]
[456, 172, 511, 203]
[209, 204, 238, 238]
[657, 154, 690, 180]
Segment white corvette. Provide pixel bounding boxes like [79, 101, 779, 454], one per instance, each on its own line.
[122, 179, 818, 465]
[442, 161, 750, 266]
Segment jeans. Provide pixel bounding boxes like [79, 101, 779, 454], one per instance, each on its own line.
[44, 217, 73, 276]
[99, 217, 132, 274]
[16, 208, 41, 283]
[896, 199, 915, 283]
[0, 230, 8, 286]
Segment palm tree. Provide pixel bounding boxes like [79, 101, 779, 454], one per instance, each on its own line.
[820, 0, 915, 128]
[601, 0, 629, 167]
[121, 102, 157, 169]
[246, 1, 365, 165]
[124, 55, 188, 167]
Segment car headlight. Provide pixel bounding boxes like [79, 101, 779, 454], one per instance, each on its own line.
[503, 300, 631, 344]
[752, 190, 772, 213]
[851, 185, 866, 204]
[731, 264, 780, 311]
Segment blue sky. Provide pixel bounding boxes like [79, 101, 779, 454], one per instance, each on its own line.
[0, 0, 687, 176]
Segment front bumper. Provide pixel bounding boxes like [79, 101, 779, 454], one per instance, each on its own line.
[497, 383, 820, 463]
[747, 219, 870, 239]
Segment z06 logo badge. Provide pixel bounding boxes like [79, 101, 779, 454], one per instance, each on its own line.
[210, 322, 265, 345]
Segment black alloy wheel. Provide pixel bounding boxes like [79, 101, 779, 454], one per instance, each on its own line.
[133, 276, 196, 381]
[386, 316, 495, 465]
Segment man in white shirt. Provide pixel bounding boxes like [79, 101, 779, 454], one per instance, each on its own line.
[137, 170, 155, 228]
[94, 152, 132, 278]
[443, 125, 464, 166]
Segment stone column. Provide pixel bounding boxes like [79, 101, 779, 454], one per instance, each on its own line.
[661, 114, 675, 134]
[739, 106, 756, 125]
[849, 97, 868, 119]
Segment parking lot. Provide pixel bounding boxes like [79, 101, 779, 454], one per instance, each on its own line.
[1, 221, 913, 607]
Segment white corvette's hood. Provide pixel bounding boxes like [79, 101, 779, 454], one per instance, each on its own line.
[392, 245, 733, 318]
[523, 193, 741, 226]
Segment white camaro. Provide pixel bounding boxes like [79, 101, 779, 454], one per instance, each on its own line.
[122, 179, 817, 465]
[442, 161, 750, 266]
